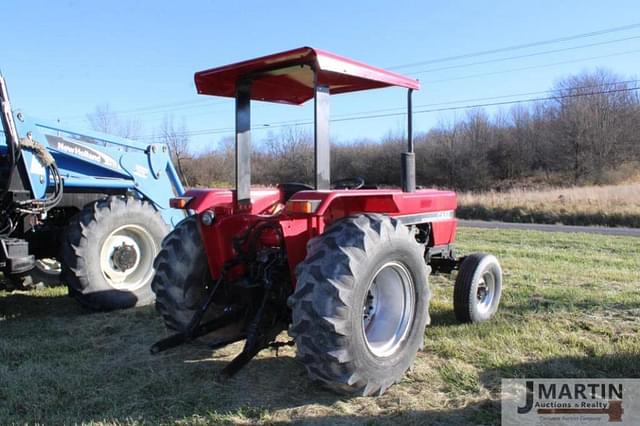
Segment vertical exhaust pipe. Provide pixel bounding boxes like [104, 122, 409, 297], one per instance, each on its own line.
[402, 88, 416, 192]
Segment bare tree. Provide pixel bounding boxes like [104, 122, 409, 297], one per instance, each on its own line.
[549, 69, 637, 183]
[258, 127, 314, 184]
[158, 116, 191, 186]
[86, 103, 142, 139]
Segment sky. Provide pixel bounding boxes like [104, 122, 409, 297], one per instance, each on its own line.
[2, 0, 640, 152]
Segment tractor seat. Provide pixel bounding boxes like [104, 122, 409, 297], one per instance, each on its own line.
[278, 182, 314, 202]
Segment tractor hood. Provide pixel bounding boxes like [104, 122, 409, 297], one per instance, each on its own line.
[194, 47, 420, 105]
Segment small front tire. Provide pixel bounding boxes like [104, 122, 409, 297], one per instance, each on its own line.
[453, 253, 502, 323]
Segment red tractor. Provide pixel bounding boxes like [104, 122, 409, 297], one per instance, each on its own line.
[150, 47, 503, 396]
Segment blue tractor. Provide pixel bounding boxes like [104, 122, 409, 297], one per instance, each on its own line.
[0, 74, 186, 310]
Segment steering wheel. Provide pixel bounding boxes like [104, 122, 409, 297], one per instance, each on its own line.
[332, 177, 365, 190]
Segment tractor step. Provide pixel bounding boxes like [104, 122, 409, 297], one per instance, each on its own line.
[0, 237, 35, 275]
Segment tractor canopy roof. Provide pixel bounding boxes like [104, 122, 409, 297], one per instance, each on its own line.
[194, 47, 420, 105]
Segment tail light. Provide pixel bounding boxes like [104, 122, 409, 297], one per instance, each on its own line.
[286, 199, 321, 214]
[170, 196, 193, 209]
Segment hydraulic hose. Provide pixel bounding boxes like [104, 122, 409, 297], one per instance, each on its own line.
[15, 136, 63, 214]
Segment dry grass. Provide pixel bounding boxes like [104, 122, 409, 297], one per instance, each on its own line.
[1, 228, 639, 425]
[457, 183, 640, 227]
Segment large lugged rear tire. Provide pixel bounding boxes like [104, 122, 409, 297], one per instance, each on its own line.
[289, 214, 431, 396]
[151, 216, 241, 344]
[61, 196, 168, 311]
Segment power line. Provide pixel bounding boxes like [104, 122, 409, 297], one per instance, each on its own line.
[389, 22, 640, 70]
[294, 78, 640, 121]
[61, 23, 640, 121]
[61, 97, 230, 122]
[89, 44, 640, 125]
[410, 34, 640, 75]
[141, 84, 640, 140]
[348, 86, 640, 121]
[422, 48, 640, 84]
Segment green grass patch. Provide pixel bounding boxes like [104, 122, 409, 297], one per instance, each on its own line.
[1, 228, 639, 424]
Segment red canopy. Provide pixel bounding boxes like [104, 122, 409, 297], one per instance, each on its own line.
[194, 47, 420, 105]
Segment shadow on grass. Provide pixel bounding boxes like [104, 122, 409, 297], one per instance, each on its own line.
[0, 288, 85, 321]
[286, 400, 499, 425]
[478, 352, 640, 397]
[0, 287, 157, 321]
[429, 308, 459, 326]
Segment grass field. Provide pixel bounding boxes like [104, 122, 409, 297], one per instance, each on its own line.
[1, 228, 639, 425]
[457, 182, 640, 227]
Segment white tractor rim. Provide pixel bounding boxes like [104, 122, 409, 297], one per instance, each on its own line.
[475, 269, 496, 314]
[99, 224, 157, 291]
[362, 261, 415, 358]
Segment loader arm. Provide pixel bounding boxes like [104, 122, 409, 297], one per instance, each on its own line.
[0, 73, 19, 169]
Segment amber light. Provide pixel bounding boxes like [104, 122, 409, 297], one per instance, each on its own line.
[286, 199, 321, 214]
[170, 196, 193, 209]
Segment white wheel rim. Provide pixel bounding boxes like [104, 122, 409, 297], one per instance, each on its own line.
[475, 270, 496, 314]
[362, 261, 415, 358]
[99, 224, 157, 291]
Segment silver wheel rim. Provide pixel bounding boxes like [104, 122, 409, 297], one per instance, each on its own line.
[475, 269, 496, 314]
[362, 261, 415, 358]
[99, 224, 157, 291]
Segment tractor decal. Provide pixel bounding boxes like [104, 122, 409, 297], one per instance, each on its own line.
[45, 134, 120, 169]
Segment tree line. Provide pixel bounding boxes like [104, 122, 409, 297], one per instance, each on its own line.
[90, 69, 640, 191]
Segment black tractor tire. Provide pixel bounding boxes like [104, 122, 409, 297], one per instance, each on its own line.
[289, 214, 431, 396]
[453, 253, 503, 323]
[61, 196, 168, 311]
[9, 259, 62, 290]
[151, 216, 242, 344]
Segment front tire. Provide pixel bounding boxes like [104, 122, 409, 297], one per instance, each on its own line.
[289, 214, 430, 396]
[453, 253, 502, 323]
[61, 196, 168, 311]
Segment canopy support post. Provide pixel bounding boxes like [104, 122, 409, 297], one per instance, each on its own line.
[235, 80, 252, 209]
[314, 75, 330, 190]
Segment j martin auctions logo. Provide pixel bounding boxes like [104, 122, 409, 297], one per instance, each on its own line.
[518, 380, 623, 421]
[502, 379, 640, 425]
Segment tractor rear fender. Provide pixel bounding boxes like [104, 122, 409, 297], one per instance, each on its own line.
[281, 189, 458, 278]
[180, 188, 234, 213]
[181, 188, 283, 214]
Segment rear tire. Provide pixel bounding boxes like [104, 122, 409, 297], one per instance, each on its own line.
[151, 216, 242, 344]
[61, 196, 168, 311]
[289, 214, 430, 396]
[453, 253, 502, 323]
